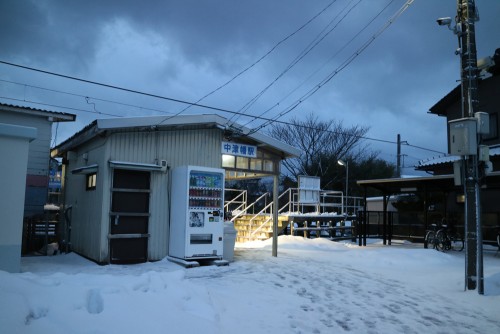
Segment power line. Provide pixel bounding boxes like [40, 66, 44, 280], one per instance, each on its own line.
[0, 89, 444, 155]
[1, 46, 444, 156]
[0, 77, 397, 146]
[241, 0, 396, 128]
[163, 0, 339, 126]
[0, 78, 175, 116]
[0, 95, 123, 117]
[232, 0, 361, 124]
[0, 59, 208, 106]
[248, 0, 416, 134]
[404, 142, 445, 155]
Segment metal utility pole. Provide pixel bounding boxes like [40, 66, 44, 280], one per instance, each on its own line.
[397, 134, 401, 178]
[457, 0, 483, 294]
[396, 134, 407, 178]
[272, 172, 280, 257]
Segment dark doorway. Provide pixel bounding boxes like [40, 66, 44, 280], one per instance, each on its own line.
[109, 169, 150, 264]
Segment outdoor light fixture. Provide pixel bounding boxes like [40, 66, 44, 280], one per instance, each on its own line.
[337, 159, 348, 215]
[436, 17, 452, 27]
[436, 16, 460, 35]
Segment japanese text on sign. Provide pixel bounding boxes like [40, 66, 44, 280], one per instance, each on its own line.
[221, 141, 257, 158]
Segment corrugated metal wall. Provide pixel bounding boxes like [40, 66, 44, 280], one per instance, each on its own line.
[106, 127, 222, 261]
[64, 139, 107, 262]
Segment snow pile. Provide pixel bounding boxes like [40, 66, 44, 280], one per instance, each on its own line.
[1, 236, 499, 333]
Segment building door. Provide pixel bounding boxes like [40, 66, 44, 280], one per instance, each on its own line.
[109, 169, 150, 263]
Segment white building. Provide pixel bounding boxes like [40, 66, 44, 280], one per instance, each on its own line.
[0, 103, 75, 271]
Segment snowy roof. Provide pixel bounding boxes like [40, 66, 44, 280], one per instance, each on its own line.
[417, 155, 459, 168]
[54, 114, 301, 158]
[417, 146, 500, 168]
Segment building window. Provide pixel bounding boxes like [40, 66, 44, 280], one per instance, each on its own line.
[250, 158, 262, 171]
[236, 157, 249, 169]
[86, 173, 97, 190]
[263, 160, 274, 172]
[222, 154, 235, 168]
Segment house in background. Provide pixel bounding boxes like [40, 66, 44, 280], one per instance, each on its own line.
[51, 114, 300, 264]
[358, 48, 500, 244]
[417, 48, 500, 175]
[0, 103, 76, 217]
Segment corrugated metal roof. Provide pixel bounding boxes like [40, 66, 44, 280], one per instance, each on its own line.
[56, 114, 301, 158]
[417, 146, 500, 167]
[417, 155, 459, 167]
[96, 114, 301, 157]
[0, 102, 76, 121]
[358, 171, 500, 194]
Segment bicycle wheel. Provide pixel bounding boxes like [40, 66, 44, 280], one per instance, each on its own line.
[450, 233, 464, 251]
[435, 230, 448, 251]
[425, 231, 435, 249]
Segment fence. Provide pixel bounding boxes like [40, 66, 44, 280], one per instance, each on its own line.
[359, 211, 498, 246]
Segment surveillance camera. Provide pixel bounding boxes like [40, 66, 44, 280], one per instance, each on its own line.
[436, 17, 452, 26]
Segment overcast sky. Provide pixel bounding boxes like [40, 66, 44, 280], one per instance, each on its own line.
[1, 0, 499, 173]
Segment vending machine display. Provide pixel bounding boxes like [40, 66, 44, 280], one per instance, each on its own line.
[169, 166, 225, 260]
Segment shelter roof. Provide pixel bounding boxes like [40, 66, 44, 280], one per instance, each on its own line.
[358, 171, 500, 194]
[357, 174, 456, 194]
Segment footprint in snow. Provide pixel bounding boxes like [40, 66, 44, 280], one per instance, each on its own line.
[86, 288, 104, 314]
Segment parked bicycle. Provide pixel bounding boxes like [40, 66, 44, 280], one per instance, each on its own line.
[424, 220, 463, 252]
[424, 223, 440, 250]
[496, 227, 500, 254]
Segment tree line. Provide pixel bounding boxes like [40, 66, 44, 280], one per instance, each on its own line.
[268, 113, 395, 197]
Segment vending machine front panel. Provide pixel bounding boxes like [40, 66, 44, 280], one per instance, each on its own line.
[169, 166, 224, 260]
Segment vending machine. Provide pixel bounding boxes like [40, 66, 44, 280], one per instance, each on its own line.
[169, 165, 225, 260]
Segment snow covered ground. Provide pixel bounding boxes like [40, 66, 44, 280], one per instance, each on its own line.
[1, 236, 499, 334]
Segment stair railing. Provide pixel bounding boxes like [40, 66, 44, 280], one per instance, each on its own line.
[274, 187, 303, 214]
[250, 188, 299, 238]
[230, 192, 269, 222]
[224, 188, 247, 214]
[249, 200, 275, 237]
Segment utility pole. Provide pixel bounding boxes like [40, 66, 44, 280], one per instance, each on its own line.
[457, 0, 483, 294]
[396, 134, 407, 178]
[397, 134, 401, 178]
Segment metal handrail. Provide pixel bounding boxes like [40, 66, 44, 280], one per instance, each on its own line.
[230, 192, 269, 222]
[249, 201, 275, 236]
[278, 188, 294, 213]
[224, 188, 247, 213]
[233, 185, 365, 241]
[250, 215, 274, 237]
[277, 187, 364, 215]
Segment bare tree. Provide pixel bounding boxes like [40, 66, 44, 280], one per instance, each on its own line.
[267, 113, 370, 185]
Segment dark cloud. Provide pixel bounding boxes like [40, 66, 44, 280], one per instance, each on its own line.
[0, 0, 499, 170]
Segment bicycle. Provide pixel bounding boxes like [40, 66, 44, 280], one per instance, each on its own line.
[435, 224, 464, 252]
[424, 223, 440, 249]
[424, 221, 463, 252]
[496, 228, 500, 256]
